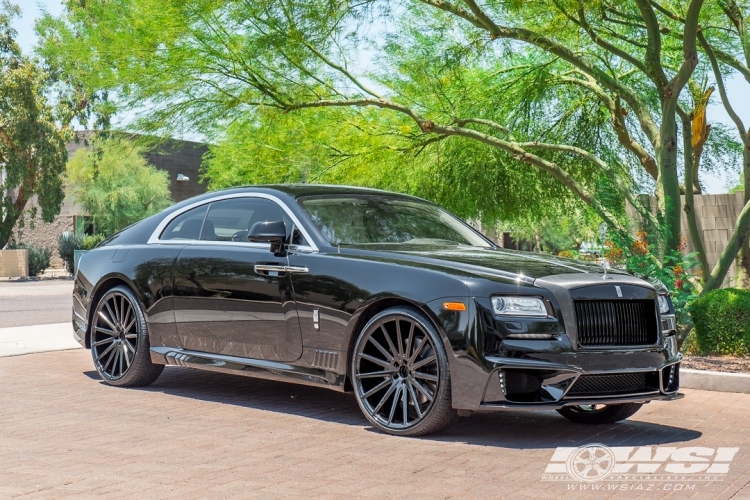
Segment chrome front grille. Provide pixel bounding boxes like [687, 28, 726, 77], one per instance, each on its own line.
[574, 299, 658, 347]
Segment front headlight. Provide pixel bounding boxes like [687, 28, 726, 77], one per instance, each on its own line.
[492, 296, 547, 317]
[657, 294, 671, 314]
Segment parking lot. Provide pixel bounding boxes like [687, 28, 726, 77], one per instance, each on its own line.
[1, 281, 750, 499]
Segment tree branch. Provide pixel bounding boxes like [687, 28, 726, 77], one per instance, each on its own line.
[461, 0, 502, 33]
[518, 141, 661, 228]
[418, 0, 661, 146]
[557, 75, 659, 179]
[698, 31, 749, 145]
[283, 95, 626, 234]
[634, 0, 669, 87]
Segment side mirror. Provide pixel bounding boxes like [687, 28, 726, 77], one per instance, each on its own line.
[248, 220, 287, 253]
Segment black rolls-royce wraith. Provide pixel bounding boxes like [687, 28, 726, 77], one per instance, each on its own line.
[73, 185, 682, 436]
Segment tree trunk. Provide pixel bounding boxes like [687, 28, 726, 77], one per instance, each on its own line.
[682, 119, 710, 276]
[657, 110, 683, 255]
[734, 147, 750, 288]
[0, 189, 27, 250]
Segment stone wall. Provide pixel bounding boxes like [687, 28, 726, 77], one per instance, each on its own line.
[13, 204, 75, 269]
[628, 192, 746, 287]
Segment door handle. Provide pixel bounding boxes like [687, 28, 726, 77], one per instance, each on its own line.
[254, 264, 309, 275]
[284, 265, 309, 274]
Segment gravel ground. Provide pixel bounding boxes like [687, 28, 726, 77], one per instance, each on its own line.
[682, 355, 750, 373]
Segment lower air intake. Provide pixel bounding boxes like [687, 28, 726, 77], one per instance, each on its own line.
[566, 372, 659, 397]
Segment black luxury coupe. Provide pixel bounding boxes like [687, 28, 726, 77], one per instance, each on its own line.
[73, 185, 682, 436]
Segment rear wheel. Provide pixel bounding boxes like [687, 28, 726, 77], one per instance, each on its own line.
[557, 403, 643, 424]
[91, 285, 163, 387]
[352, 307, 457, 436]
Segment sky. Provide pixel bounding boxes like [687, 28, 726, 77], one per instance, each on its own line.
[13, 0, 750, 194]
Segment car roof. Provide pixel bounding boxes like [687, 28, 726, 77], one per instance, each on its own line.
[174, 184, 429, 205]
[238, 184, 420, 198]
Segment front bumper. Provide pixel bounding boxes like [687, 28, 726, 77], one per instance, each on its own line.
[478, 353, 681, 409]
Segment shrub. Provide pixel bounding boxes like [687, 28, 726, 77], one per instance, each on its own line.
[57, 232, 84, 273]
[690, 288, 750, 356]
[82, 234, 106, 250]
[7, 242, 52, 276]
[26, 244, 52, 276]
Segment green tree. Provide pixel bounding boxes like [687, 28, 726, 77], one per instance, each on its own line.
[0, 2, 70, 249]
[36, 0, 750, 293]
[66, 137, 173, 236]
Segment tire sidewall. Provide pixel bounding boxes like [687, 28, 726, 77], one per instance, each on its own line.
[351, 306, 453, 436]
[92, 285, 152, 387]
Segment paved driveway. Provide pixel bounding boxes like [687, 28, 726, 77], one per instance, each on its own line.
[2, 350, 749, 499]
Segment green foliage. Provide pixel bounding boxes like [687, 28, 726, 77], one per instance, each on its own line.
[81, 234, 106, 250]
[690, 288, 750, 356]
[25, 244, 52, 276]
[35, 0, 750, 286]
[0, 3, 71, 249]
[57, 232, 83, 273]
[66, 137, 173, 236]
[607, 232, 700, 331]
[500, 212, 600, 255]
[7, 241, 52, 276]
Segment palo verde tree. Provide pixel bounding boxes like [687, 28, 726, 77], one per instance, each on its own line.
[0, 2, 70, 249]
[66, 137, 173, 236]
[36, 0, 750, 293]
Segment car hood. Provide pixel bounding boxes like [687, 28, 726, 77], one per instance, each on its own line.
[344, 245, 627, 282]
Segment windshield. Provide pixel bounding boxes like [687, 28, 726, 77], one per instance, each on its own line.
[299, 195, 492, 247]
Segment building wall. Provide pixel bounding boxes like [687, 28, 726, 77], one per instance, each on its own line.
[628, 192, 745, 287]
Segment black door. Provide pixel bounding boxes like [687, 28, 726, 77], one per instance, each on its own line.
[171, 197, 303, 362]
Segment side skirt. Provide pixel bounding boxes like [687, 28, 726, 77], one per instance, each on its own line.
[150, 346, 346, 391]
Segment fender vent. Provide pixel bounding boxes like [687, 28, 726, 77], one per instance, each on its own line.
[312, 350, 339, 371]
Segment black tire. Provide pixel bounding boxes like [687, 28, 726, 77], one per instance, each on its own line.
[90, 285, 164, 387]
[351, 306, 458, 436]
[557, 403, 643, 424]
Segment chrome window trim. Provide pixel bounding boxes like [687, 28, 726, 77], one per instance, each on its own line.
[147, 192, 319, 252]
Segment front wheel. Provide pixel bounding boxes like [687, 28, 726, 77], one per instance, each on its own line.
[352, 307, 457, 436]
[91, 285, 164, 387]
[557, 403, 643, 424]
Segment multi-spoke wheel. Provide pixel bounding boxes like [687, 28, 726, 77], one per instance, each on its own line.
[91, 285, 163, 387]
[352, 307, 457, 436]
[557, 402, 643, 424]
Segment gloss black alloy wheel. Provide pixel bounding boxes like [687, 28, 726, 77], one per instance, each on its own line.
[91, 285, 163, 387]
[557, 402, 643, 424]
[352, 307, 457, 436]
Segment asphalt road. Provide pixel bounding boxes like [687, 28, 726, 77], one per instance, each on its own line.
[0, 281, 73, 328]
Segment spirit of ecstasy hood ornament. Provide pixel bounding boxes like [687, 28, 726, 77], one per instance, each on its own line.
[602, 261, 613, 280]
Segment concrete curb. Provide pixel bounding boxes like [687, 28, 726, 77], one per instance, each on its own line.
[681, 368, 750, 394]
[0, 323, 82, 357]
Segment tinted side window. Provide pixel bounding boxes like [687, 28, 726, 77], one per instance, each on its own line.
[201, 198, 303, 243]
[161, 205, 208, 240]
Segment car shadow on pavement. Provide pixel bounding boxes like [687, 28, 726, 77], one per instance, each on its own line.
[93, 366, 702, 449]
